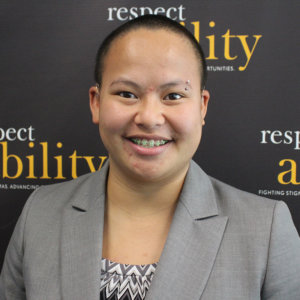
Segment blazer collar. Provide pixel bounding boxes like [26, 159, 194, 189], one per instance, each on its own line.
[179, 160, 219, 220]
[70, 161, 109, 211]
[61, 160, 227, 300]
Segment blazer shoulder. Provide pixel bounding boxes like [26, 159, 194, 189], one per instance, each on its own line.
[20, 166, 107, 225]
[207, 176, 285, 233]
[209, 176, 278, 210]
[185, 161, 279, 222]
[33, 170, 102, 203]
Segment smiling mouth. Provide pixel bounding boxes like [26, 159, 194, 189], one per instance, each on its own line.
[129, 138, 170, 148]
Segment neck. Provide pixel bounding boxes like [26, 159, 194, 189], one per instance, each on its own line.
[106, 163, 189, 218]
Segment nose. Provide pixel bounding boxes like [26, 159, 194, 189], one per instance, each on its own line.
[134, 97, 165, 130]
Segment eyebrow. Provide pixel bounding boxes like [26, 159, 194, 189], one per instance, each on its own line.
[160, 80, 191, 90]
[110, 79, 190, 90]
[110, 79, 141, 89]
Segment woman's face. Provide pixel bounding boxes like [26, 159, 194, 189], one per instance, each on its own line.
[90, 28, 209, 183]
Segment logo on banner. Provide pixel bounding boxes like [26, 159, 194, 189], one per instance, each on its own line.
[106, 5, 263, 72]
[0, 126, 107, 190]
[258, 129, 300, 198]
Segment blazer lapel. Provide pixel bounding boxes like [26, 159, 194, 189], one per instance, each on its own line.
[146, 161, 228, 300]
[59, 160, 227, 300]
[60, 164, 108, 300]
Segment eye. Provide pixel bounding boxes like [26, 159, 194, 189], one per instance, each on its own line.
[164, 93, 183, 100]
[118, 91, 137, 99]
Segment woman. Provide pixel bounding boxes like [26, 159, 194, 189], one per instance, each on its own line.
[1, 15, 300, 300]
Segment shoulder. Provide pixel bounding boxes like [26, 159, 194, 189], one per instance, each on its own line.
[30, 171, 99, 204]
[208, 176, 284, 232]
[27, 163, 108, 211]
[190, 161, 294, 234]
[208, 175, 300, 263]
[16, 165, 108, 239]
[188, 160, 279, 219]
[209, 176, 277, 213]
[11, 166, 108, 253]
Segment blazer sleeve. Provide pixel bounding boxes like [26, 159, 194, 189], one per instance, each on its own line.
[0, 188, 40, 300]
[261, 201, 300, 299]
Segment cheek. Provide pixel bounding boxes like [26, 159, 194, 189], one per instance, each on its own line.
[99, 102, 131, 134]
[170, 105, 202, 139]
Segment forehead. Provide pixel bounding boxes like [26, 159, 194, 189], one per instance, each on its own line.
[102, 28, 201, 84]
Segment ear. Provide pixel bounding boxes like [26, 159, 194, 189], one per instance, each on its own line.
[89, 85, 100, 124]
[200, 89, 210, 125]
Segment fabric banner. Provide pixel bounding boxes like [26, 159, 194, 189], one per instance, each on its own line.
[0, 0, 299, 267]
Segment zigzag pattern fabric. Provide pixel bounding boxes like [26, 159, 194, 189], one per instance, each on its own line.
[100, 258, 157, 300]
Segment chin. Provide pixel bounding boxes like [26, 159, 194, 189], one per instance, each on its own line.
[129, 162, 167, 181]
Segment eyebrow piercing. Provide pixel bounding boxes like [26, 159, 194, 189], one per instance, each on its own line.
[185, 80, 190, 91]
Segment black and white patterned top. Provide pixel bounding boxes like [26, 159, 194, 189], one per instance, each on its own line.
[100, 258, 157, 300]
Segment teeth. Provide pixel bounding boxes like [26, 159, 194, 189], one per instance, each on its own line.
[131, 138, 168, 148]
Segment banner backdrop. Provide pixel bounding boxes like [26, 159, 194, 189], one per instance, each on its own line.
[0, 1, 299, 267]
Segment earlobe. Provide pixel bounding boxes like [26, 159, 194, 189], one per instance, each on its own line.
[89, 85, 100, 124]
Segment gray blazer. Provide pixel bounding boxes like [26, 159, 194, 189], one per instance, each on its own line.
[1, 161, 300, 300]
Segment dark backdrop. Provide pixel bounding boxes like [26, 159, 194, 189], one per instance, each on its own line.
[0, 0, 299, 267]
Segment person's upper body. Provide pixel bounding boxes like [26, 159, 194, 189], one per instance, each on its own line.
[1, 15, 300, 300]
[1, 160, 300, 300]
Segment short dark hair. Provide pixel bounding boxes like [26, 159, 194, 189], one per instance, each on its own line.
[94, 14, 207, 90]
